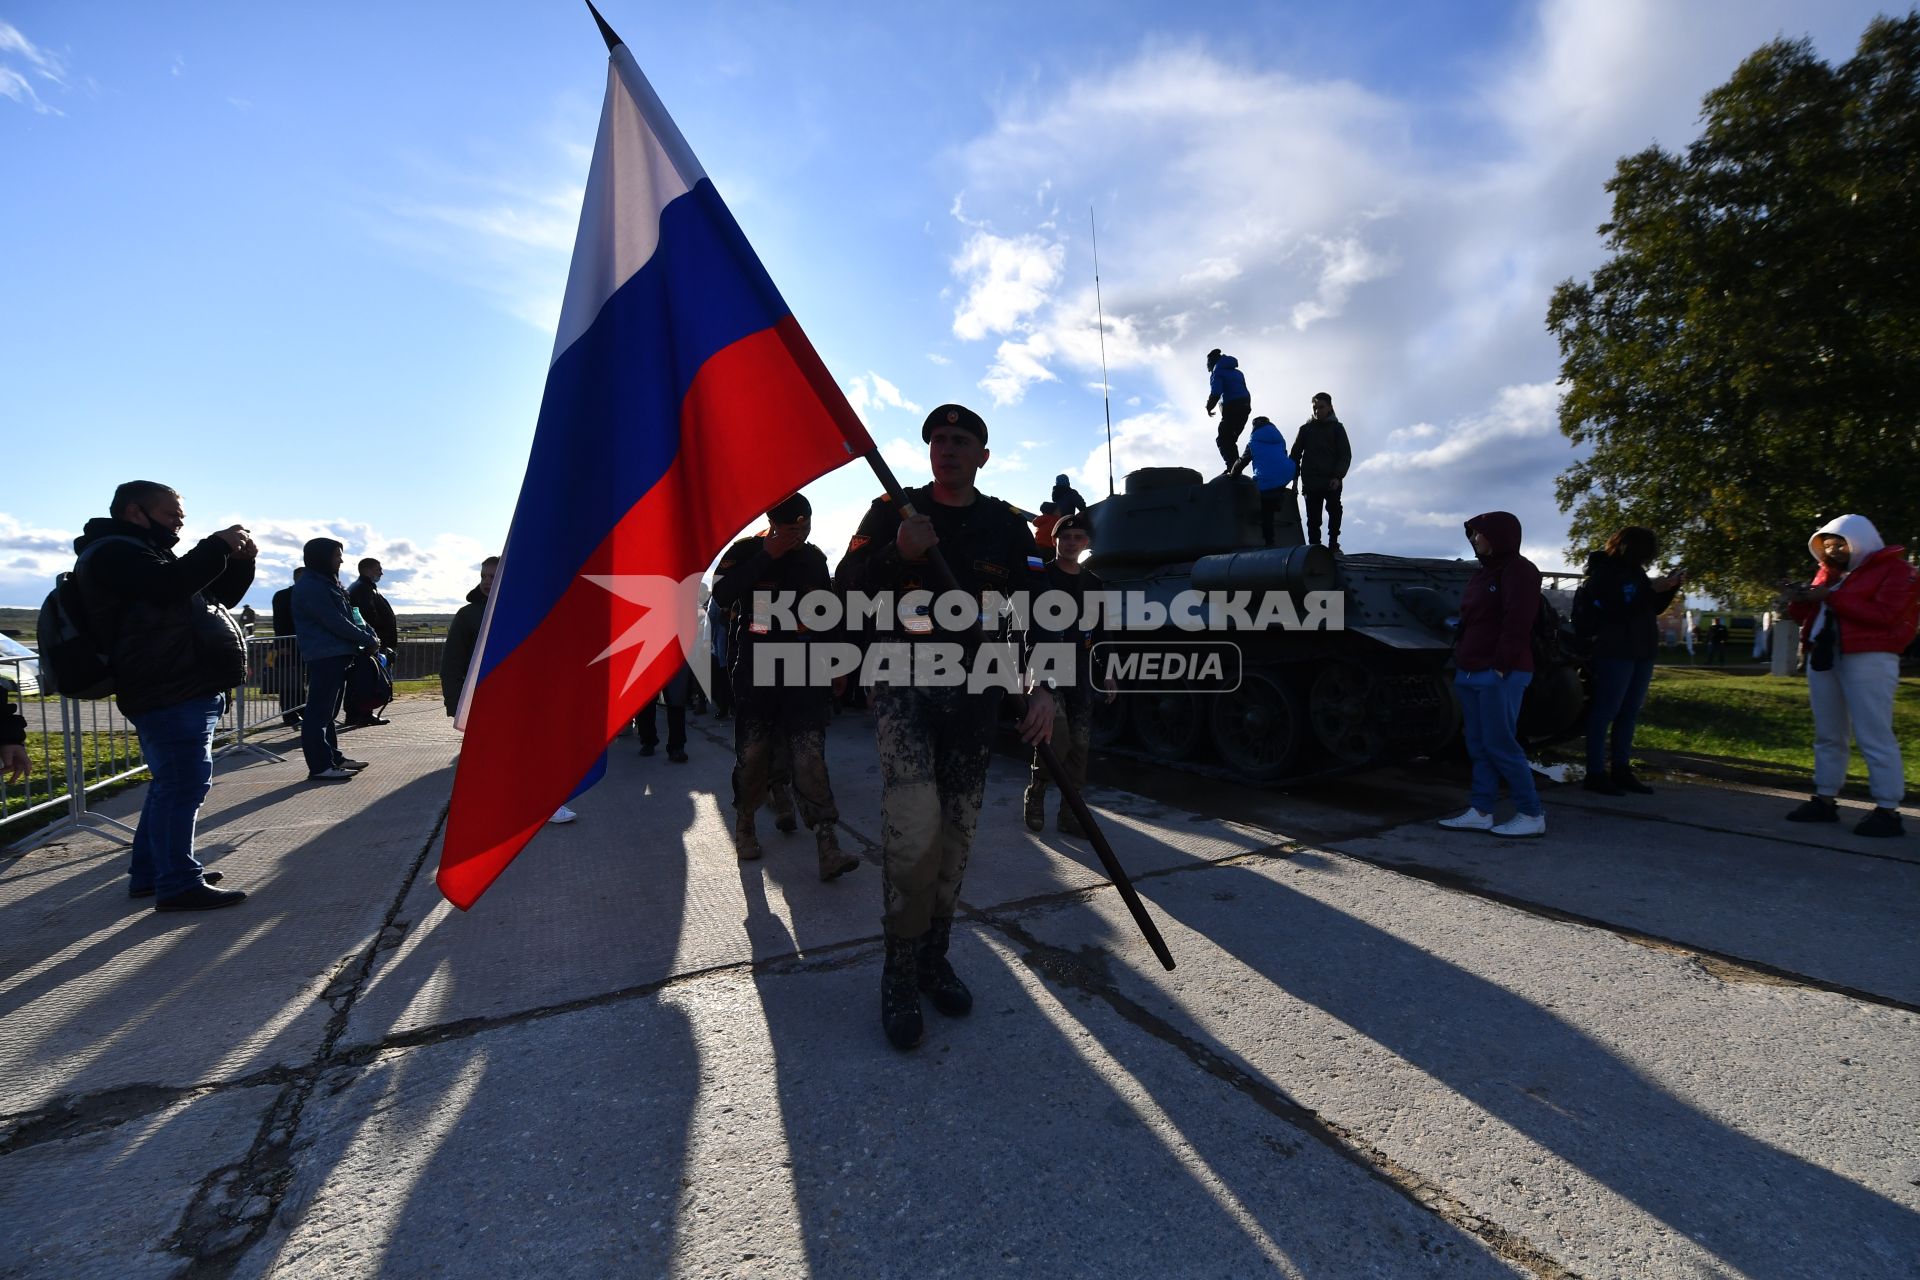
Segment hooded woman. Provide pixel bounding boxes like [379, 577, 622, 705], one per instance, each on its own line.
[1780, 514, 1919, 837]
[1578, 527, 1685, 795]
[1439, 512, 1546, 837]
[291, 537, 381, 782]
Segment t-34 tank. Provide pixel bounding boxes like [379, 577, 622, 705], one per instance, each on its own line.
[1082, 467, 1585, 781]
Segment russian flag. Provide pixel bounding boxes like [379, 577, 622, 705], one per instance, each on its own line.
[437, 28, 873, 909]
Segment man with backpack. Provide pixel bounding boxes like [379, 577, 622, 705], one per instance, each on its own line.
[67, 481, 255, 910]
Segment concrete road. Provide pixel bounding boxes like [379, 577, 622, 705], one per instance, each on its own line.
[1, 697, 1915, 1279]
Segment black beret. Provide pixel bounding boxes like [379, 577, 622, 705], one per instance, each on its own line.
[921, 403, 988, 445]
[767, 493, 811, 524]
[1053, 512, 1093, 540]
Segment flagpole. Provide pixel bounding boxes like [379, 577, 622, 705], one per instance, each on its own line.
[859, 446, 1176, 973]
[585, 0, 621, 50]
[580, 0, 1171, 972]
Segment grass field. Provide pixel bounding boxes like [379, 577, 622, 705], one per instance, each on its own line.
[1631, 666, 1920, 787]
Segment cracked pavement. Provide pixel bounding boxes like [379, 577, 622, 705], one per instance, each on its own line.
[1, 697, 1916, 1278]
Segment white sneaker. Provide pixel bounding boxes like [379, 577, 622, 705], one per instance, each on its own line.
[548, 804, 578, 825]
[1438, 807, 1494, 831]
[1491, 811, 1546, 838]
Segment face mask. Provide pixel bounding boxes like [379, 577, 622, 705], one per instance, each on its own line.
[139, 510, 181, 549]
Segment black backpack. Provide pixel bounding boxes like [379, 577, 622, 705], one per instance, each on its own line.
[35, 536, 142, 699]
[1569, 579, 1600, 640]
[1531, 593, 1579, 668]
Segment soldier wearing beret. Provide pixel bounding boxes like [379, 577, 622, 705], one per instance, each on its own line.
[712, 493, 860, 881]
[835, 403, 1058, 1050]
[1023, 511, 1116, 837]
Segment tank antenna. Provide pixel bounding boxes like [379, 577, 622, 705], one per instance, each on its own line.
[1091, 207, 1116, 497]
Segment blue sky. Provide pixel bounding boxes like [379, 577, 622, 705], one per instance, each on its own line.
[0, 0, 1891, 609]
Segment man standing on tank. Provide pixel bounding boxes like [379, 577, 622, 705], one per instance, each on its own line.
[1204, 349, 1253, 474]
[1291, 392, 1352, 554]
[837, 403, 1058, 1051]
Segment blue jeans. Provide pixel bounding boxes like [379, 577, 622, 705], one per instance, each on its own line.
[1586, 657, 1654, 776]
[125, 693, 226, 898]
[1456, 669, 1540, 816]
[302, 655, 352, 774]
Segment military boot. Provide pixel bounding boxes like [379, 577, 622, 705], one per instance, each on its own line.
[915, 917, 973, 1017]
[1022, 784, 1045, 833]
[1056, 804, 1087, 839]
[733, 810, 763, 861]
[770, 783, 799, 834]
[881, 931, 924, 1050]
[815, 824, 860, 881]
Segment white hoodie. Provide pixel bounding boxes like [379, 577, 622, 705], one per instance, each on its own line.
[1806, 514, 1886, 641]
[1807, 513, 1886, 565]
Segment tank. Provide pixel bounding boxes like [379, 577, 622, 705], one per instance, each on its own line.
[1080, 467, 1586, 781]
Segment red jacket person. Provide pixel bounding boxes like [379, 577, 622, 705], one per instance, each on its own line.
[1782, 514, 1919, 836]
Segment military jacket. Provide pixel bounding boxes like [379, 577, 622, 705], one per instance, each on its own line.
[834, 486, 1059, 651]
[712, 535, 835, 665]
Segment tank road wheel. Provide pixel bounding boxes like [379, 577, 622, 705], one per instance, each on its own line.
[1209, 669, 1304, 781]
[1090, 692, 1130, 748]
[1133, 690, 1207, 760]
[1308, 661, 1395, 764]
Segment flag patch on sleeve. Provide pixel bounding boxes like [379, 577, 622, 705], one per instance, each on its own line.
[1026, 555, 1045, 571]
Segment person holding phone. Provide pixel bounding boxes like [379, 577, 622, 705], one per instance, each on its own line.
[1779, 514, 1919, 837]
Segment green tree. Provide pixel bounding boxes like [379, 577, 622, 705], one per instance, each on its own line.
[1548, 14, 1920, 604]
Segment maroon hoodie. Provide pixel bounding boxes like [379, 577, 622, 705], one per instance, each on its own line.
[1455, 512, 1541, 673]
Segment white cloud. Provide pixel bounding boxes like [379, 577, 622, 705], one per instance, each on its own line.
[844, 372, 923, 422]
[945, 2, 1879, 560]
[0, 20, 66, 115]
[1181, 258, 1242, 287]
[926, 352, 951, 366]
[950, 230, 1065, 341]
[980, 334, 1058, 406]
[0, 67, 50, 114]
[0, 512, 496, 611]
[1290, 235, 1393, 330]
[1358, 382, 1561, 475]
[1076, 406, 1221, 494]
[877, 436, 932, 483]
[372, 144, 589, 332]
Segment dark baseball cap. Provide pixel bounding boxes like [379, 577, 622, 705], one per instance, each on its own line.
[921, 403, 988, 445]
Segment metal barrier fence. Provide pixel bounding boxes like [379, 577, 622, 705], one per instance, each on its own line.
[1, 637, 445, 854]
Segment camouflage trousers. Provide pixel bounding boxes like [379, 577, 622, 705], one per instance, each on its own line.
[1027, 696, 1093, 800]
[735, 714, 837, 831]
[873, 683, 1000, 938]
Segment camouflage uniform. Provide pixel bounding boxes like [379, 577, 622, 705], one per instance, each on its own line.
[712, 533, 853, 877]
[835, 484, 1056, 936]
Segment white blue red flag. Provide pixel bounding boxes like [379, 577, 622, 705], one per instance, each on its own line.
[438, 33, 873, 908]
